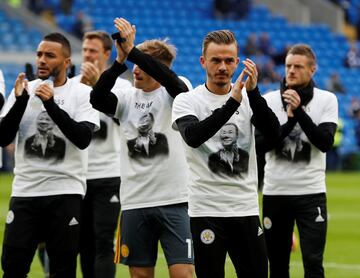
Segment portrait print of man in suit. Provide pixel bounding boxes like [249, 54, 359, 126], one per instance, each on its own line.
[24, 111, 66, 161]
[208, 123, 249, 177]
[275, 123, 311, 163]
[127, 112, 169, 159]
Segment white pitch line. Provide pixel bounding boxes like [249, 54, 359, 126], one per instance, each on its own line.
[158, 253, 360, 271]
[290, 261, 360, 271]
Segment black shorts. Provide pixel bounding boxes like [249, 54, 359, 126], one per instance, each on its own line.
[190, 216, 268, 278]
[116, 203, 194, 267]
[2, 195, 82, 277]
[3, 195, 82, 249]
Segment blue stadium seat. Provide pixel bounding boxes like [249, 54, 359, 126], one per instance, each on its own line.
[1, 0, 360, 156]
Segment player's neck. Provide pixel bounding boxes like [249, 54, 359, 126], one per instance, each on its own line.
[205, 82, 231, 95]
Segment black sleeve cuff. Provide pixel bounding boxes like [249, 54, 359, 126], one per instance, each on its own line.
[247, 86, 261, 100]
[110, 60, 128, 76]
[293, 106, 306, 118]
[127, 47, 141, 62]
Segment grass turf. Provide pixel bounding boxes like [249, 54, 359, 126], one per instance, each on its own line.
[0, 171, 359, 277]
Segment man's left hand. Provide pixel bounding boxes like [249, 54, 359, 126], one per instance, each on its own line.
[35, 83, 54, 101]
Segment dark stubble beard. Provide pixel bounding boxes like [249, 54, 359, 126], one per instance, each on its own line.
[38, 66, 61, 81]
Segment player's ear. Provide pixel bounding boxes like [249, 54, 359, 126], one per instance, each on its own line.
[200, 56, 206, 69]
[105, 49, 111, 60]
[64, 57, 71, 69]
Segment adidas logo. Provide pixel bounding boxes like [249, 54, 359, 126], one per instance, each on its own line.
[315, 207, 325, 222]
[315, 215, 325, 222]
[258, 226, 263, 236]
[110, 195, 120, 203]
[69, 217, 79, 226]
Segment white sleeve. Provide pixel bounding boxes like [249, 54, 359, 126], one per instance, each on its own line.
[172, 92, 197, 129]
[320, 93, 338, 124]
[0, 70, 5, 97]
[74, 84, 100, 130]
[0, 89, 16, 118]
[113, 88, 132, 120]
[179, 76, 193, 91]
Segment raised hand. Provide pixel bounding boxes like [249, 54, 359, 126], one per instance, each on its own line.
[14, 73, 28, 97]
[113, 17, 136, 59]
[242, 58, 258, 91]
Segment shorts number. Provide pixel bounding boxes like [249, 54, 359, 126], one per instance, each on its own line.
[186, 238, 192, 259]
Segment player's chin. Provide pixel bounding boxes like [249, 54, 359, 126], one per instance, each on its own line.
[286, 80, 299, 87]
[215, 77, 231, 86]
[38, 73, 50, 80]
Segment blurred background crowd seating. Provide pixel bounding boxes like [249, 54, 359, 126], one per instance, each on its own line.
[1, 0, 360, 171]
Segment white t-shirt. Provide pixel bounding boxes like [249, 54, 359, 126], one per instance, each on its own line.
[172, 84, 260, 217]
[72, 75, 132, 180]
[0, 69, 5, 169]
[262, 88, 338, 195]
[111, 78, 191, 211]
[0, 78, 100, 197]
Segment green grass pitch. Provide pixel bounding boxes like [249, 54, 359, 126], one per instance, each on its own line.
[0, 172, 359, 277]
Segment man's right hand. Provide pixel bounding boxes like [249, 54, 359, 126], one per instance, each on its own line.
[231, 70, 245, 104]
[14, 73, 28, 97]
[80, 61, 100, 86]
[113, 17, 136, 64]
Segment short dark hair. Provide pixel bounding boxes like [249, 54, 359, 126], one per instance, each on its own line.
[43, 32, 71, 57]
[83, 31, 113, 52]
[202, 30, 238, 56]
[287, 43, 316, 66]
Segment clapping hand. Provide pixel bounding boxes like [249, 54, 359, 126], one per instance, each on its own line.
[242, 58, 258, 91]
[14, 73, 28, 97]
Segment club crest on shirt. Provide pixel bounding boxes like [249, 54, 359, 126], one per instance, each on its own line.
[200, 229, 215, 244]
[121, 244, 129, 257]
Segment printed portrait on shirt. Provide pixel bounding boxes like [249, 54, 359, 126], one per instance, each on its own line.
[127, 112, 169, 159]
[24, 111, 66, 162]
[275, 123, 311, 163]
[208, 123, 249, 177]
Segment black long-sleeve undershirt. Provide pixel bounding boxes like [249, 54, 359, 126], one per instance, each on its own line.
[127, 47, 189, 98]
[176, 97, 240, 148]
[0, 92, 29, 147]
[256, 107, 336, 154]
[43, 98, 95, 149]
[0, 92, 94, 149]
[90, 61, 127, 115]
[176, 87, 280, 148]
[294, 108, 336, 152]
[255, 116, 297, 154]
[0, 94, 4, 111]
[91, 47, 190, 115]
[249, 87, 280, 147]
